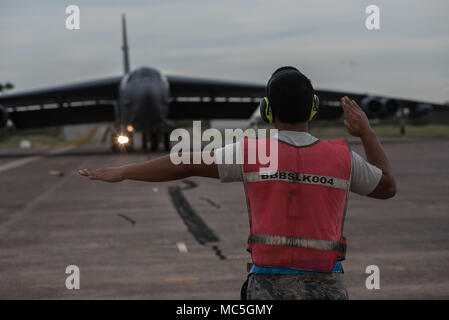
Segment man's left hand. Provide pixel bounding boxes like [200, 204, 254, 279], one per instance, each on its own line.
[78, 167, 124, 182]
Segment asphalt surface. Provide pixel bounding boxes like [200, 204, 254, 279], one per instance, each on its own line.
[0, 137, 448, 299]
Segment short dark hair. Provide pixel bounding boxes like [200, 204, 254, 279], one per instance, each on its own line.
[267, 66, 314, 123]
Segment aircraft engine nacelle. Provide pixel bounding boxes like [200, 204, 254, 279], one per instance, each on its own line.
[410, 103, 431, 118]
[378, 98, 399, 118]
[359, 96, 382, 118]
[0, 104, 8, 128]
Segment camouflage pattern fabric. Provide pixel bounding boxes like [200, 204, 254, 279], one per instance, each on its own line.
[244, 273, 349, 300]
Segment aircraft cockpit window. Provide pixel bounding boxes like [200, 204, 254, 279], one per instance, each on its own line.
[140, 69, 159, 80]
[126, 69, 159, 83]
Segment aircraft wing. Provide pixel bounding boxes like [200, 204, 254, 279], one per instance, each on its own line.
[166, 76, 368, 120]
[315, 89, 448, 119]
[0, 76, 122, 129]
[167, 75, 448, 121]
[166, 75, 265, 119]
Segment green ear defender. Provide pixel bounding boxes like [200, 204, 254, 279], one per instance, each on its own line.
[310, 94, 319, 121]
[258, 94, 319, 124]
[259, 97, 273, 123]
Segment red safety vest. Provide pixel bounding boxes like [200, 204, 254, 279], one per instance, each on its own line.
[242, 137, 352, 272]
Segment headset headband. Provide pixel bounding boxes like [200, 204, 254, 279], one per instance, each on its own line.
[266, 66, 302, 99]
[267, 67, 315, 116]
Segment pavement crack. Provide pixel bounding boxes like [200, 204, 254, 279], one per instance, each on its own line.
[211, 245, 226, 260]
[200, 197, 221, 209]
[181, 179, 198, 190]
[168, 184, 219, 245]
[117, 213, 136, 225]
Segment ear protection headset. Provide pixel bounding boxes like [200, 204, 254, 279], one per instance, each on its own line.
[259, 67, 319, 124]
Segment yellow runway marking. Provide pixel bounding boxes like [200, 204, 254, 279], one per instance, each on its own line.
[395, 266, 406, 271]
[164, 277, 199, 282]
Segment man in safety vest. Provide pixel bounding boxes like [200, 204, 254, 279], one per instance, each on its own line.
[79, 66, 396, 300]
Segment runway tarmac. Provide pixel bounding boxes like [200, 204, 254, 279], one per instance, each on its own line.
[0, 137, 448, 299]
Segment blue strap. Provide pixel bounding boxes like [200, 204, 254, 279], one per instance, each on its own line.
[249, 262, 343, 274]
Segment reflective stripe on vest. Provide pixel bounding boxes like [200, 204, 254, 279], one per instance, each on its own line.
[242, 138, 352, 272]
[248, 234, 347, 253]
[244, 171, 349, 190]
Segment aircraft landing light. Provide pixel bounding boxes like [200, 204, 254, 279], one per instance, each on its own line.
[117, 135, 129, 144]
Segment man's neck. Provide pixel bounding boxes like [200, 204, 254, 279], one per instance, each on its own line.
[274, 121, 309, 133]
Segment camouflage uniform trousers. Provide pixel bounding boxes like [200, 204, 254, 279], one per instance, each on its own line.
[243, 273, 349, 300]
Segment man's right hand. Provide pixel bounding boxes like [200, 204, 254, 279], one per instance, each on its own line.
[341, 96, 374, 138]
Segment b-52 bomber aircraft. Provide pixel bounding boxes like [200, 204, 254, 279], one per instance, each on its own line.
[0, 15, 446, 151]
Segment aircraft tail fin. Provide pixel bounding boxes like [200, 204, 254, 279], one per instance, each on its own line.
[121, 14, 130, 74]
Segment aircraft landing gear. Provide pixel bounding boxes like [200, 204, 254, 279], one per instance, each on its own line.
[142, 132, 148, 152]
[150, 133, 159, 152]
[164, 132, 170, 152]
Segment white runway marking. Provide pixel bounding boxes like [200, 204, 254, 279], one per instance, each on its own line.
[0, 156, 42, 173]
[0, 146, 75, 174]
[176, 242, 188, 254]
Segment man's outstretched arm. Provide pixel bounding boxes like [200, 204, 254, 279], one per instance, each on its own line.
[78, 152, 219, 182]
[341, 96, 397, 199]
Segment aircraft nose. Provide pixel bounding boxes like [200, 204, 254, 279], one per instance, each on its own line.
[129, 85, 162, 124]
[136, 86, 152, 104]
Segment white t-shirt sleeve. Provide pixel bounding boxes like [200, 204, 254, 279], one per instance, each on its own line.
[214, 142, 243, 182]
[350, 151, 383, 195]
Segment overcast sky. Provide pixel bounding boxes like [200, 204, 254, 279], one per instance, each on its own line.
[1, 0, 448, 103]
